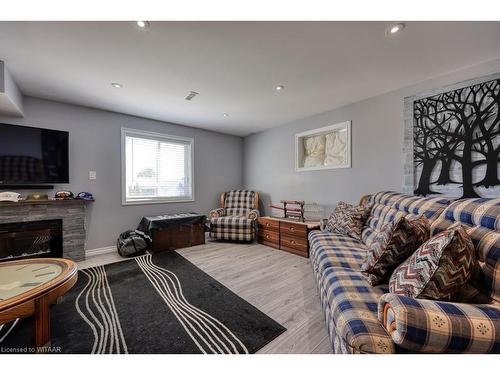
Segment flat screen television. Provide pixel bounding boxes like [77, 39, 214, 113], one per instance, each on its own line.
[0, 123, 69, 186]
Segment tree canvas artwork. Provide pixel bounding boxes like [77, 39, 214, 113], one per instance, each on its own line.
[413, 78, 500, 198]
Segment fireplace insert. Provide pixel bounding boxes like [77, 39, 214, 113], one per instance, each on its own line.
[0, 219, 63, 261]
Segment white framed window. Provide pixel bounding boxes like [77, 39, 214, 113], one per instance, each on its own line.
[121, 128, 194, 205]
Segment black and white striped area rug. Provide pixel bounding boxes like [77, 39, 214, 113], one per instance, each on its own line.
[0, 252, 286, 354]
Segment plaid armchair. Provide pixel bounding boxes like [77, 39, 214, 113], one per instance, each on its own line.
[209, 190, 259, 241]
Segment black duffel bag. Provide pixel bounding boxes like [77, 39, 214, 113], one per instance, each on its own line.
[116, 230, 152, 257]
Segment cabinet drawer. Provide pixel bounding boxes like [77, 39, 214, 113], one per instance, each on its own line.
[280, 234, 308, 255]
[258, 217, 279, 232]
[280, 221, 307, 237]
[258, 229, 279, 249]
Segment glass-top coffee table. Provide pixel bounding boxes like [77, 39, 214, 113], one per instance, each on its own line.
[0, 258, 78, 348]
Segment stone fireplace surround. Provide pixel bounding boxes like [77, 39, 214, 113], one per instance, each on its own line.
[0, 200, 91, 261]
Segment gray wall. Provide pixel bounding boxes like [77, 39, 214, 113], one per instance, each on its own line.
[0, 97, 244, 250]
[0, 61, 24, 116]
[243, 58, 500, 217]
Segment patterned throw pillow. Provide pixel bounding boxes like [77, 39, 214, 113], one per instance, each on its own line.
[389, 223, 476, 301]
[326, 202, 371, 240]
[361, 215, 430, 286]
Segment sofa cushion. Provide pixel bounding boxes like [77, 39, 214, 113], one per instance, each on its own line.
[431, 198, 500, 303]
[309, 230, 366, 275]
[362, 191, 451, 248]
[326, 202, 371, 241]
[390, 223, 476, 300]
[316, 266, 395, 353]
[361, 215, 430, 286]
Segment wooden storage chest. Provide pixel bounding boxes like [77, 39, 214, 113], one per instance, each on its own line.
[137, 213, 206, 253]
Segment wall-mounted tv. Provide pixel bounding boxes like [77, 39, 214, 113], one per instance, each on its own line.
[0, 123, 69, 186]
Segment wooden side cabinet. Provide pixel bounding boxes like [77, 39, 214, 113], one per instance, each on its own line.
[257, 216, 320, 258]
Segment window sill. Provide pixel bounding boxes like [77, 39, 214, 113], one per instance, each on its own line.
[122, 198, 195, 206]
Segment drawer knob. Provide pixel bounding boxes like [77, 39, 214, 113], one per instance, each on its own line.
[291, 240, 296, 244]
[266, 223, 270, 227]
[266, 235, 270, 239]
[289, 227, 295, 232]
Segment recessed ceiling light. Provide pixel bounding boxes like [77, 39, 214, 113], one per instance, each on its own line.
[275, 85, 285, 91]
[386, 23, 405, 36]
[111, 83, 123, 88]
[136, 21, 150, 29]
[223, 113, 229, 117]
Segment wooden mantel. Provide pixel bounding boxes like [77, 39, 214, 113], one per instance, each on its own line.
[0, 199, 94, 207]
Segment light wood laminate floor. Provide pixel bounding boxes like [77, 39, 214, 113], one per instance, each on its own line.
[78, 240, 332, 354]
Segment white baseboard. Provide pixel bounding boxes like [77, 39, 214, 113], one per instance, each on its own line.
[85, 246, 116, 258]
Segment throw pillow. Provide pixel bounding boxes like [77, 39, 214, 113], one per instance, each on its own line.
[389, 223, 476, 301]
[326, 201, 371, 240]
[361, 215, 430, 286]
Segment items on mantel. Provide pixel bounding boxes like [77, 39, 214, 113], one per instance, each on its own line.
[0, 198, 94, 207]
[0, 190, 95, 205]
[269, 200, 324, 222]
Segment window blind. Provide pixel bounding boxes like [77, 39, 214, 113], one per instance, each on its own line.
[123, 130, 193, 203]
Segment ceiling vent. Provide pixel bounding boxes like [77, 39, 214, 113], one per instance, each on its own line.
[185, 91, 199, 101]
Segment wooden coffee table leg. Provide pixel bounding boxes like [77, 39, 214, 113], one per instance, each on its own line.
[34, 295, 51, 348]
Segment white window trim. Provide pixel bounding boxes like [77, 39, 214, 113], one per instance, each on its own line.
[121, 127, 195, 206]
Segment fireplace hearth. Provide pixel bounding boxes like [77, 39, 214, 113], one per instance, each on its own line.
[0, 219, 63, 261]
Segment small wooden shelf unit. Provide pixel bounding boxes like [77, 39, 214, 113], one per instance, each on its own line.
[257, 216, 320, 258]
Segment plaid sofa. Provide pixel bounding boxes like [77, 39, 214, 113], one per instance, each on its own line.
[309, 191, 453, 353]
[208, 190, 259, 241]
[379, 197, 500, 353]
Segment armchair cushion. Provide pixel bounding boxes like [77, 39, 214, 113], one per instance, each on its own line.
[224, 190, 256, 216]
[209, 208, 225, 219]
[378, 293, 500, 353]
[210, 216, 254, 241]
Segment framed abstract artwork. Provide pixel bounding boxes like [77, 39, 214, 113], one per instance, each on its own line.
[295, 121, 351, 172]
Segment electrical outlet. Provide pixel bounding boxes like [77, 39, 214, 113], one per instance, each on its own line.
[89, 171, 97, 180]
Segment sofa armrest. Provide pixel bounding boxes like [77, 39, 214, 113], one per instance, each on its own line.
[209, 208, 225, 219]
[247, 209, 260, 221]
[378, 293, 500, 353]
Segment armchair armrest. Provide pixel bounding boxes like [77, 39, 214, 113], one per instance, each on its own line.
[247, 209, 260, 221]
[209, 208, 225, 219]
[378, 293, 500, 353]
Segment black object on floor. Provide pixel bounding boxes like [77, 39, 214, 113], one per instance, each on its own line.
[1, 251, 286, 354]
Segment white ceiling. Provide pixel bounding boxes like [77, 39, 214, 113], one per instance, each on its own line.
[0, 21, 500, 136]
